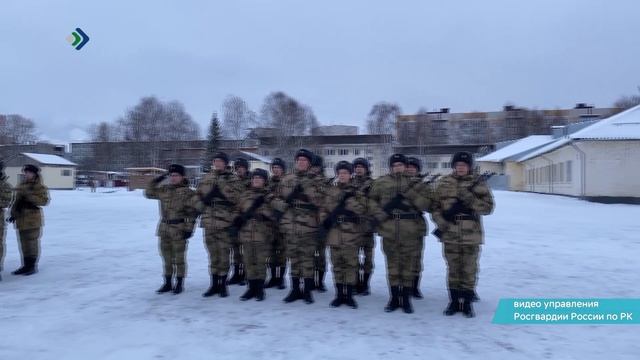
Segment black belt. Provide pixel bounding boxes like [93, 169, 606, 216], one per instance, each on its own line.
[455, 214, 476, 221]
[211, 200, 233, 207]
[336, 216, 360, 224]
[162, 219, 186, 224]
[391, 213, 421, 220]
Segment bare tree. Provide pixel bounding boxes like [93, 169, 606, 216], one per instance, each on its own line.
[221, 95, 256, 143]
[614, 86, 640, 111]
[366, 102, 401, 136]
[0, 114, 38, 145]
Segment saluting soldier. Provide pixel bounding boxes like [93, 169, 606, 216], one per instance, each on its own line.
[228, 157, 251, 286]
[368, 154, 432, 314]
[431, 152, 494, 318]
[231, 169, 274, 301]
[8, 164, 50, 276]
[144, 164, 200, 294]
[271, 149, 325, 304]
[320, 161, 367, 309]
[197, 152, 241, 298]
[351, 157, 374, 295]
[265, 158, 287, 289]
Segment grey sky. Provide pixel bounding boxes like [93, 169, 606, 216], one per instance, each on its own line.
[1, 0, 639, 144]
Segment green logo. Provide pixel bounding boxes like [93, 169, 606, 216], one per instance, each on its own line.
[66, 28, 90, 50]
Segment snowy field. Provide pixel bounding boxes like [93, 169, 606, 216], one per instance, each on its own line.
[1, 189, 639, 360]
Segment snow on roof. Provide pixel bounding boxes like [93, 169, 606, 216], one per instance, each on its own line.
[240, 151, 272, 164]
[22, 153, 77, 166]
[477, 135, 554, 162]
[569, 104, 640, 140]
[517, 105, 640, 162]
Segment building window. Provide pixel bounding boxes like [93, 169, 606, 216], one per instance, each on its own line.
[61, 169, 71, 176]
[338, 149, 349, 156]
[326, 149, 335, 156]
[353, 149, 361, 156]
[566, 161, 572, 182]
[427, 162, 439, 169]
[366, 149, 374, 155]
[441, 162, 450, 169]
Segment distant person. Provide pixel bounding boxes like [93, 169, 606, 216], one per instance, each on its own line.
[90, 178, 97, 193]
[0, 161, 14, 281]
[8, 164, 50, 276]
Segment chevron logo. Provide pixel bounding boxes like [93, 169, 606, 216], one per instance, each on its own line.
[66, 28, 90, 50]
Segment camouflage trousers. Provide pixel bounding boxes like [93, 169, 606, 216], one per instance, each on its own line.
[315, 237, 327, 273]
[243, 242, 269, 280]
[18, 228, 41, 260]
[330, 245, 359, 285]
[232, 236, 243, 267]
[204, 228, 232, 276]
[284, 232, 316, 279]
[413, 236, 425, 277]
[381, 236, 421, 287]
[269, 231, 286, 268]
[358, 232, 375, 274]
[159, 229, 188, 277]
[443, 242, 480, 291]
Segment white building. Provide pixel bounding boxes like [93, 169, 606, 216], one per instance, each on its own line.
[5, 152, 78, 189]
[485, 105, 640, 203]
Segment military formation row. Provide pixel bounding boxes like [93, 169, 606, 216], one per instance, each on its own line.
[144, 149, 494, 318]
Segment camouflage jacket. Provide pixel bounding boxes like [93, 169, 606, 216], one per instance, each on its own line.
[431, 173, 495, 245]
[352, 174, 374, 233]
[236, 188, 275, 244]
[144, 179, 200, 238]
[196, 169, 241, 230]
[10, 177, 50, 230]
[368, 172, 433, 240]
[0, 177, 13, 221]
[271, 170, 325, 235]
[322, 181, 367, 247]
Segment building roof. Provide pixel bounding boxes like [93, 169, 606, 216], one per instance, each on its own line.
[22, 153, 77, 166]
[476, 135, 554, 162]
[240, 151, 272, 164]
[517, 105, 640, 162]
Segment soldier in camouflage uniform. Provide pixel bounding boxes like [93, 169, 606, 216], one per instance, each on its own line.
[431, 152, 494, 318]
[271, 149, 325, 304]
[8, 164, 50, 276]
[228, 157, 250, 286]
[368, 154, 433, 314]
[231, 169, 274, 301]
[265, 157, 287, 289]
[197, 152, 241, 298]
[351, 157, 375, 295]
[0, 161, 14, 281]
[309, 154, 328, 292]
[144, 164, 200, 294]
[321, 161, 367, 309]
[406, 157, 426, 299]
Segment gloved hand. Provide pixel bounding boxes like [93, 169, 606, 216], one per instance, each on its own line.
[442, 199, 465, 223]
[183, 231, 193, 239]
[7, 216, 15, 223]
[152, 173, 168, 184]
[228, 226, 239, 238]
[458, 188, 476, 208]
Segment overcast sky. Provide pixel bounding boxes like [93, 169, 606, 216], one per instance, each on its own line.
[1, 0, 639, 144]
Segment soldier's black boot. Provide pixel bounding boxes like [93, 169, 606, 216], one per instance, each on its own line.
[265, 265, 277, 288]
[444, 289, 461, 316]
[316, 271, 327, 292]
[255, 279, 265, 301]
[412, 276, 423, 299]
[240, 279, 256, 301]
[283, 277, 302, 303]
[360, 273, 371, 296]
[12, 256, 29, 275]
[462, 290, 475, 318]
[156, 275, 173, 294]
[345, 284, 358, 309]
[202, 274, 219, 297]
[238, 264, 246, 286]
[402, 287, 414, 314]
[276, 266, 286, 290]
[303, 278, 315, 304]
[228, 264, 243, 285]
[22, 257, 38, 276]
[172, 277, 184, 294]
[384, 286, 401, 312]
[219, 274, 229, 297]
[330, 284, 344, 307]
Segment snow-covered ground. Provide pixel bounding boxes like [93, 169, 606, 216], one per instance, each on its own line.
[1, 189, 639, 360]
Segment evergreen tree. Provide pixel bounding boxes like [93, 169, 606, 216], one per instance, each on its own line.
[203, 112, 222, 172]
